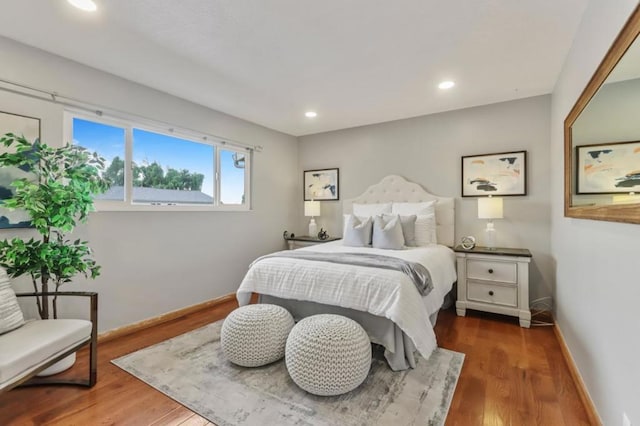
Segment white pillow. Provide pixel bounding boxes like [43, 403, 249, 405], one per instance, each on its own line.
[343, 215, 373, 247]
[0, 270, 24, 335]
[392, 201, 435, 216]
[372, 215, 405, 250]
[383, 214, 416, 246]
[414, 214, 438, 246]
[343, 214, 370, 238]
[392, 201, 437, 245]
[352, 202, 392, 217]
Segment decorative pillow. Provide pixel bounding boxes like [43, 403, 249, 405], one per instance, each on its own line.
[0, 270, 24, 335]
[372, 215, 405, 250]
[414, 214, 438, 245]
[343, 214, 369, 238]
[383, 214, 417, 246]
[343, 215, 373, 247]
[392, 201, 437, 245]
[352, 202, 392, 218]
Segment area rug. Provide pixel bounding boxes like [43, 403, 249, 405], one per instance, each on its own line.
[112, 321, 464, 426]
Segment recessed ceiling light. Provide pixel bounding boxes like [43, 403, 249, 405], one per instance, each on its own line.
[438, 81, 455, 90]
[305, 111, 317, 118]
[67, 0, 97, 12]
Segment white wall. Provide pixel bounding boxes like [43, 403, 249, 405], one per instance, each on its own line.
[298, 95, 553, 301]
[550, 1, 640, 425]
[0, 36, 298, 332]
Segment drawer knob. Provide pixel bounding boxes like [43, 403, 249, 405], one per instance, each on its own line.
[488, 290, 494, 296]
[488, 268, 494, 274]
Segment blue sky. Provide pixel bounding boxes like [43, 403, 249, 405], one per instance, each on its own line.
[73, 118, 245, 203]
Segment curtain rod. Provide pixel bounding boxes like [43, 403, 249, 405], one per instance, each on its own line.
[0, 77, 263, 152]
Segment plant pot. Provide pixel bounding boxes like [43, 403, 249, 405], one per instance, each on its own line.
[36, 352, 76, 377]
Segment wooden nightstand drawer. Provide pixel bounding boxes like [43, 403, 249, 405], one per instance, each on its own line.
[467, 259, 517, 283]
[467, 281, 518, 307]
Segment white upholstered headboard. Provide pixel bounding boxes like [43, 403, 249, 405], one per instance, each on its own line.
[343, 175, 455, 247]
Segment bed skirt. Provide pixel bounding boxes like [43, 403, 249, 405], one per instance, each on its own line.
[258, 295, 440, 371]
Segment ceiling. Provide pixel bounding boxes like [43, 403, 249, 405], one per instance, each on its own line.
[0, 0, 588, 136]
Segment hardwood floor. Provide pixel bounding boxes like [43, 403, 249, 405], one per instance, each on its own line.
[436, 310, 594, 425]
[0, 302, 593, 425]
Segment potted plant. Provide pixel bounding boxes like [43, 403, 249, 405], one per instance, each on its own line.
[0, 132, 108, 372]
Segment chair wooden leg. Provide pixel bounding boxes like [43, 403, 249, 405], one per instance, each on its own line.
[89, 292, 98, 387]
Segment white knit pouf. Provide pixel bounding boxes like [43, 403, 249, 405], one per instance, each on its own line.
[221, 304, 295, 367]
[285, 314, 372, 396]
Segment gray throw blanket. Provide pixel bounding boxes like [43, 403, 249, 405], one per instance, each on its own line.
[253, 251, 433, 296]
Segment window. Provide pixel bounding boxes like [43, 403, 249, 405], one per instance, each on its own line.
[132, 128, 215, 205]
[66, 112, 251, 211]
[219, 149, 246, 205]
[72, 117, 126, 201]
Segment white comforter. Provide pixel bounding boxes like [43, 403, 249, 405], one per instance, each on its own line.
[236, 241, 457, 359]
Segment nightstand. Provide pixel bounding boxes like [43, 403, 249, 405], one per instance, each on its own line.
[454, 245, 532, 328]
[285, 236, 341, 250]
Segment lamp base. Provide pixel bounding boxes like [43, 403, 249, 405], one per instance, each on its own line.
[308, 218, 318, 237]
[485, 221, 497, 249]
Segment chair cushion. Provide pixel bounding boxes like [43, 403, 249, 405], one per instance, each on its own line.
[0, 319, 92, 388]
[0, 271, 24, 335]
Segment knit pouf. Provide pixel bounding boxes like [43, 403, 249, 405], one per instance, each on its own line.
[285, 314, 372, 396]
[221, 304, 294, 367]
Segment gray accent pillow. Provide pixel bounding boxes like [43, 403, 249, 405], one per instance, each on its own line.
[0, 270, 24, 335]
[372, 215, 405, 250]
[384, 214, 417, 246]
[343, 215, 372, 247]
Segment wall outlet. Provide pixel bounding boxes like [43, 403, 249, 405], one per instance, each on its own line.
[623, 412, 631, 426]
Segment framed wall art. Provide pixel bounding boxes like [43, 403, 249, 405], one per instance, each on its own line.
[576, 141, 640, 194]
[303, 168, 339, 201]
[0, 111, 40, 228]
[461, 150, 527, 197]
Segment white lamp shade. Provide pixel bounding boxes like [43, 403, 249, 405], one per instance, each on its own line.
[304, 201, 321, 217]
[612, 193, 640, 204]
[478, 197, 503, 219]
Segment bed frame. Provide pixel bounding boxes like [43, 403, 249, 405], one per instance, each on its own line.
[247, 175, 456, 370]
[342, 175, 455, 246]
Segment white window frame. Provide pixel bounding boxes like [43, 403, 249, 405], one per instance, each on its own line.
[64, 110, 252, 212]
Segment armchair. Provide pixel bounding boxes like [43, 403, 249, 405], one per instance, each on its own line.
[0, 292, 98, 393]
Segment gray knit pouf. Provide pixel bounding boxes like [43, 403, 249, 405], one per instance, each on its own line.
[221, 304, 294, 367]
[285, 314, 372, 396]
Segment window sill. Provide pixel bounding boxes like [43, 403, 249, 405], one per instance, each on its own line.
[92, 202, 251, 212]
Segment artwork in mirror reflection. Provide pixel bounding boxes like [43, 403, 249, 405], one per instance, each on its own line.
[576, 141, 640, 194]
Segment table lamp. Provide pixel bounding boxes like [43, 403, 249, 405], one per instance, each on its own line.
[612, 192, 640, 204]
[478, 196, 503, 249]
[304, 200, 321, 237]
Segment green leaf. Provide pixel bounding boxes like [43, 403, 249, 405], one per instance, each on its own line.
[0, 132, 108, 295]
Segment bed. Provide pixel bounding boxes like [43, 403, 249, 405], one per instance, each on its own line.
[236, 175, 457, 371]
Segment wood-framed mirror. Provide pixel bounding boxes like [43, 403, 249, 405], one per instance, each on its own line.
[565, 4, 640, 224]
